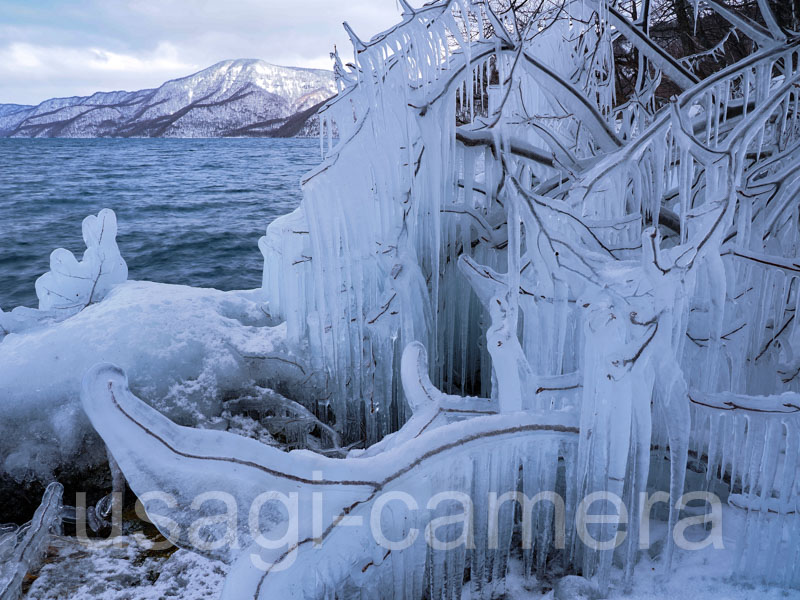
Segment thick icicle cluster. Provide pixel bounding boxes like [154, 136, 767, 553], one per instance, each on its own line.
[82, 0, 800, 596]
[261, 0, 617, 444]
[254, 0, 800, 591]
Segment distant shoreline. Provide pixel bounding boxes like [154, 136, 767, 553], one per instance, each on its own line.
[0, 59, 336, 139]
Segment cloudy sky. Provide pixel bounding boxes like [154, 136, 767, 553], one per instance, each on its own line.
[0, 0, 404, 105]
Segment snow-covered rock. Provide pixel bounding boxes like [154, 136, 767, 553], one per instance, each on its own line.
[0, 60, 335, 138]
[0, 281, 298, 483]
[24, 536, 227, 600]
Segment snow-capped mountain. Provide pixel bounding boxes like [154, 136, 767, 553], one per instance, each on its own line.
[0, 60, 336, 138]
[0, 104, 32, 118]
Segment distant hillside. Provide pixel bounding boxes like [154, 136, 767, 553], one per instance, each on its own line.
[0, 60, 336, 138]
[0, 104, 33, 118]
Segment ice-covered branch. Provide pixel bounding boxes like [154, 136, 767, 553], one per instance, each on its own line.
[607, 6, 699, 90]
[0, 209, 127, 342]
[0, 482, 63, 600]
[697, 0, 778, 46]
[519, 50, 621, 151]
[81, 362, 578, 597]
[35, 208, 127, 318]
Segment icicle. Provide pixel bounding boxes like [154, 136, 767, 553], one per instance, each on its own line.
[320, 114, 325, 158]
[0, 482, 63, 599]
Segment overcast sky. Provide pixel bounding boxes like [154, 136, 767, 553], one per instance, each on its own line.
[0, 0, 405, 105]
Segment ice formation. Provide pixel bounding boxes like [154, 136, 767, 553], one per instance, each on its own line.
[35, 208, 128, 316]
[0, 209, 127, 340]
[81, 356, 578, 599]
[0, 482, 63, 600]
[0, 280, 301, 482]
[258, 0, 800, 592]
[4, 0, 800, 597]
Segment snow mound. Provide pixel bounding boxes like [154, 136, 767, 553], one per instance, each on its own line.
[0, 281, 294, 483]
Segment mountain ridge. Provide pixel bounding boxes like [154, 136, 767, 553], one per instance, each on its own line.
[0, 59, 337, 138]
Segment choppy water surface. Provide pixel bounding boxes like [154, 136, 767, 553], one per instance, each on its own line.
[0, 138, 320, 308]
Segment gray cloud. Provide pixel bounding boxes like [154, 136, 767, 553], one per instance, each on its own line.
[0, 0, 405, 104]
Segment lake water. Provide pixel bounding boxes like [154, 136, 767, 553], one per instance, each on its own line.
[0, 138, 320, 309]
